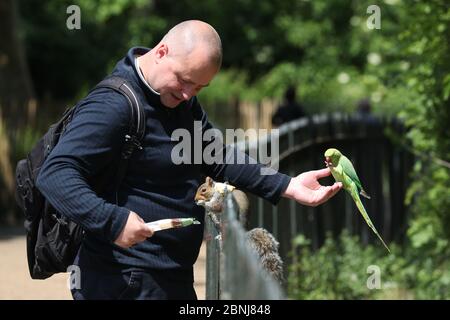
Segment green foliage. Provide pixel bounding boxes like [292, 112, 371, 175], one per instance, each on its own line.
[198, 70, 247, 106]
[18, 0, 448, 117]
[288, 231, 450, 300]
[406, 167, 450, 250]
[18, 0, 403, 111]
[394, 0, 450, 253]
[19, 0, 162, 100]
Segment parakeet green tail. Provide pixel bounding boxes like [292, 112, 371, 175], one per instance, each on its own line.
[349, 183, 391, 253]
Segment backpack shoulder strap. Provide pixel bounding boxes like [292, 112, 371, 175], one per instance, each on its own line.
[94, 76, 146, 157]
[93, 76, 146, 203]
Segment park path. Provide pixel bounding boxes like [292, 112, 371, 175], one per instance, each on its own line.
[0, 226, 206, 300]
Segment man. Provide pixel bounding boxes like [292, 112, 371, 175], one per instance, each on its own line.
[36, 20, 342, 300]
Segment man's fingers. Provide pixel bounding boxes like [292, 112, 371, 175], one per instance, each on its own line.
[315, 167, 331, 179]
[141, 225, 154, 238]
[315, 183, 342, 206]
[332, 182, 343, 190]
[326, 183, 342, 198]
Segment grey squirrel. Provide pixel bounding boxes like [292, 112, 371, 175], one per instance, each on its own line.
[195, 176, 284, 284]
[194, 176, 249, 227]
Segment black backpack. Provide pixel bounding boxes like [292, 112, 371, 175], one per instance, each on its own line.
[15, 76, 146, 279]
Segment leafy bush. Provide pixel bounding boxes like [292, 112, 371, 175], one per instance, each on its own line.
[287, 231, 450, 300]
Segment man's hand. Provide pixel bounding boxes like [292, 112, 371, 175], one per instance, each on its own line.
[282, 168, 343, 207]
[114, 211, 153, 248]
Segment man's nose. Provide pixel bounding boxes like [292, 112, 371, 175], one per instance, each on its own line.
[181, 85, 196, 100]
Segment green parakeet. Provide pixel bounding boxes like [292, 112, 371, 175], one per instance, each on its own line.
[324, 148, 390, 253]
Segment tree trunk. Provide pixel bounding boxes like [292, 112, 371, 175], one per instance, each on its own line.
[0, 0, 36, 224]
[0, 0, 36, 126]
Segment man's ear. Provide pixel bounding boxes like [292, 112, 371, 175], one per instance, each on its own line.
[154, 43, 168, 62]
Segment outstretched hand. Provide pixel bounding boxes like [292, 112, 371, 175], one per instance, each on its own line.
[282, 168, 343, 207]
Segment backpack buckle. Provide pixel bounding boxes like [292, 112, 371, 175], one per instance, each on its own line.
[122, 134, 142, 159]
[124, 134, 143, 150]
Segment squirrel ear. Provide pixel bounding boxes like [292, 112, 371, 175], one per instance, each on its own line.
[206, 176, 213, 186]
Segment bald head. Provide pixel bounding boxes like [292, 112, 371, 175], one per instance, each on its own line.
[161, 20, 222, 69]
[138, 20, 222, 107]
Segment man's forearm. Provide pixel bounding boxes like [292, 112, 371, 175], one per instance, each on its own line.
[202, 145, 291, 205]
[36, 160, 130, 242]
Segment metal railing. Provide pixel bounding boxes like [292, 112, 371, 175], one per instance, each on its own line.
[205, 195, 285, 299]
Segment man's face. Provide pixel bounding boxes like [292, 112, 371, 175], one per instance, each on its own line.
[151, 44, 219, 108]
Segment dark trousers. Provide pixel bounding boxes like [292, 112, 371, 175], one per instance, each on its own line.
[70, 248, 197, 300]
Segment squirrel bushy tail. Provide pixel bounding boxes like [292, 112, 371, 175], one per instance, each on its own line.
[245, 228, 284, 284]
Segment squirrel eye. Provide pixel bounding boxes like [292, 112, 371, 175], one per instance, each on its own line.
[201, 188, 206, 193]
